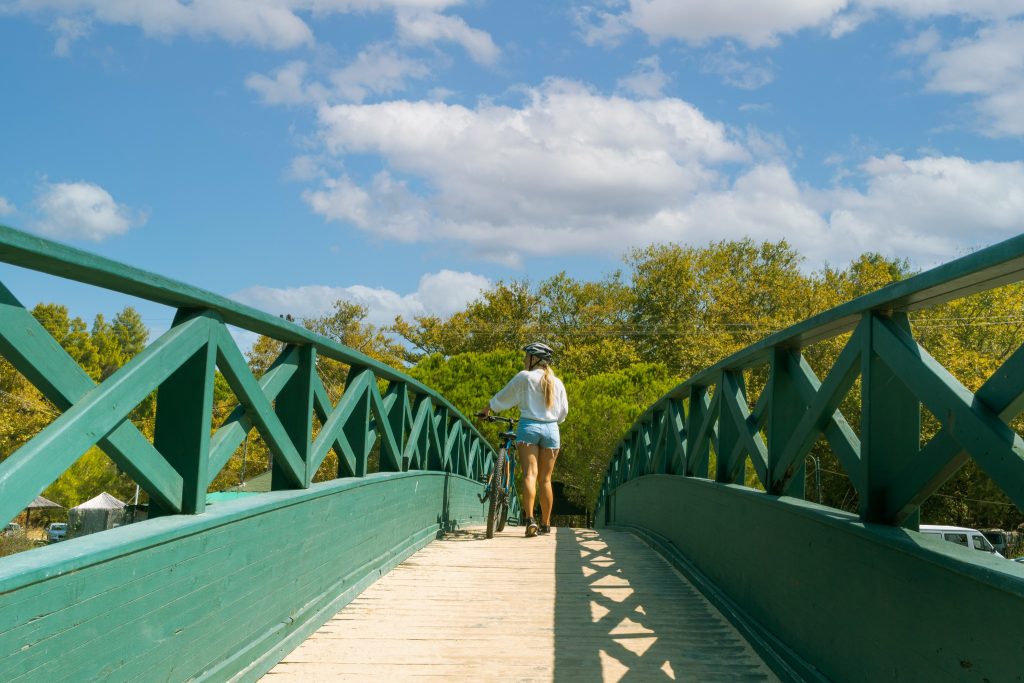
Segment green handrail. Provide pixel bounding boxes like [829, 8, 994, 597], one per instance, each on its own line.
[0, 223, 498, 526]
[598, 233, 1024, 526]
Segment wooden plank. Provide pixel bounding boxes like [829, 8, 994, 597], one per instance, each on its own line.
[263, 527, 778, 683]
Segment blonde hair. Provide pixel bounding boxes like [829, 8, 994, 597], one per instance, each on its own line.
[530, 357, 557, 409]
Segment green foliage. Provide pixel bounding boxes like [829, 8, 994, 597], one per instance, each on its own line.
[558, 363, 676, 508]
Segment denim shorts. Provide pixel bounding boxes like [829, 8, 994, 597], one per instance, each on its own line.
[516, 418, 560, 449]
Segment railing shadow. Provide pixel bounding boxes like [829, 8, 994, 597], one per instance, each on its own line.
[554, 528, 775, 682]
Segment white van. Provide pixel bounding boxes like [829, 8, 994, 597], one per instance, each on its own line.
[920, 525, 1005, 559]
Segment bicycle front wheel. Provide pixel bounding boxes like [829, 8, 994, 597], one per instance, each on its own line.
[486, 449, 507, 539]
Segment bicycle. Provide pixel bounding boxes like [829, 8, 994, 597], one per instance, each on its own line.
[475, 413, 518, 539]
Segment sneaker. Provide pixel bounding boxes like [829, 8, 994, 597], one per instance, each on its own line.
[538, 524, 551, 535]
[525, 518, 539, 537]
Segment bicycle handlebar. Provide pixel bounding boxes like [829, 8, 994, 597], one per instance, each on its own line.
[474, 412, 517, 426]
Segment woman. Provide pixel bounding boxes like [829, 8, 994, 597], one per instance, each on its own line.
[482, 342, 569, 537]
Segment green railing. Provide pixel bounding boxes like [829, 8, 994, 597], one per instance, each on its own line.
[598, 233, 1024, 527]
[0, 223, 502, 527]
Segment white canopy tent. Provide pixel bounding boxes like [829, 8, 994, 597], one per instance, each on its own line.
[67, 492, 127, 538]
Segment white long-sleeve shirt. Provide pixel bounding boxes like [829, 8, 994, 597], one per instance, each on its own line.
[489, 369, 569, 423]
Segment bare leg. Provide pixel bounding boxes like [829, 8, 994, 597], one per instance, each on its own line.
[538, 448, 558, 526]
[518, 443, 539, 521]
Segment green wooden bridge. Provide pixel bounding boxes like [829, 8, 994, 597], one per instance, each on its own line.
[0, 223, 1021, 681]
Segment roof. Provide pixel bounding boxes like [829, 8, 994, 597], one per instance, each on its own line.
[28, 495, 63, 509]
[71, 492, 127, 510]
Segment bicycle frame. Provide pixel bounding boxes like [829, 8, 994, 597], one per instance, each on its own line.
[476, 414, 520, 534]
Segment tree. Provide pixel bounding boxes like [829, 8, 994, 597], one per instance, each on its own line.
[557, 363, 676, 509]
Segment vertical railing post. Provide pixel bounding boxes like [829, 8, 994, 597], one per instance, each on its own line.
[272, 345, 315, 490]
[341, 366, 373, 478]
[686, 385, 710, 477]
[152, 309, 216, 516]
[381, 382, 408, 472]
[768, 348, 807, 498]
[861, 312, 921, 527]
[716, 371, 743, 484]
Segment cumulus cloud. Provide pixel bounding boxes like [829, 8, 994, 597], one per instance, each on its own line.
[329, 44, 431, 102]
[9, 0, 482, 52]
[616, 56, 670, 98]
[301, 76, 1024, 267]
[813, 155, 1024, 262]
[33, 181, 145, 241]
[920, 20, 1024, 136]
[575, 1, 1024, 49]
[395, 10, 499, 65]
[231, 269, 490, 326]
[306, 79, 747, 262]
[0, 197, 15, 216]
[247, 47, 430, 107]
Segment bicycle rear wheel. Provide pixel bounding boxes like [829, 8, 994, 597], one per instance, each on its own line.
[496, 500, 508, 532]
[486, 449, 507, 539]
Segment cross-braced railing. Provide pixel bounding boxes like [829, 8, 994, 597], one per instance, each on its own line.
[599, 235, 1024, 527]
[0, 224, 501, 527]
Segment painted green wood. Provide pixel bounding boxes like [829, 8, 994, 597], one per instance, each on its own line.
[273, 344, 315, 489]
[0, 471, 487, 682]
[212, 333, 305, 489]
[207, 342, 299, 483]
[767, 350, 806, 497]
[771, 325, 862, 488]
[379, 382, 408, 472]
[599, 230, 1024, 542]
[716, 371, 743, 484]
[0, 224, 479, 411]
[886, 341, 1024, 523]
[0, 313, 210, 526]
[341, 368, 374, 478]
[0, 280, 183, 511]
[602, 475, 1024, 683]
[151, 310, 218, 516]
[785, 351, 861, 487]
[860, 313, 921, 526]
[871, 314, 1024, 511]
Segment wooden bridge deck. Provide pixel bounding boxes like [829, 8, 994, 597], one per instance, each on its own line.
[263, 527, 778, 682]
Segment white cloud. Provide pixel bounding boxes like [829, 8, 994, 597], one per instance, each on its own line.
[701, 46, 776, 89]
[9, 0, 474, 51]
[307, 79, 747, 261]
[329, 44, 431, 102]
[896, 27, 941, 55]
[246, 61, 323, 106]
[0, 197, 15, 216]
[621, 0, 848, 48]
[396, 10, 499, 65]
[231, 269, 490, 326]
[304, 78, 1024, 266]
[50, 16, 90, 56]
[247, 47, 430, 107]
[576, 1, 1024, 49]
[33, 181, 145, 241]
[814, 155, 1024, 262]
[616, 56, 670, 98]
[857, 0, 1024, 21]
[921, 21, 1024, 136]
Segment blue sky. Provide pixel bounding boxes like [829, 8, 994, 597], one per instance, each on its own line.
[1, 0, 1023, 337]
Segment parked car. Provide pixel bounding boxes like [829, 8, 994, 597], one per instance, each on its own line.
[920, 525, 1005, 559]
[45, 522, 68, 543]
[981, 529, 1010, 557]
[2, 522, 23, 536]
